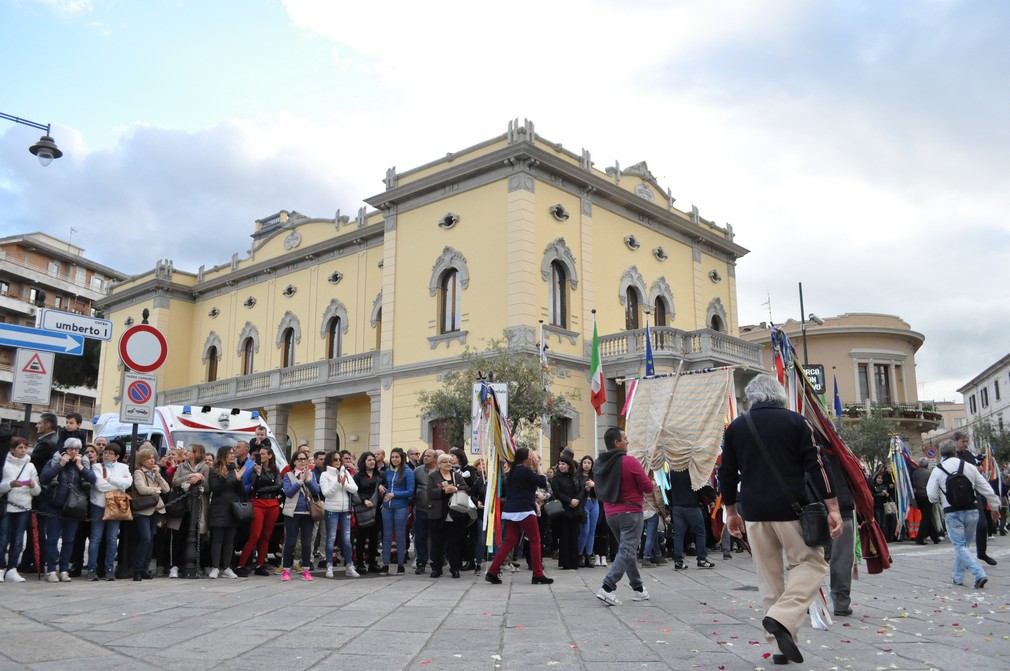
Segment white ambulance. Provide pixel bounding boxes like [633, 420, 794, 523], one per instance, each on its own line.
[94, 405, 287, 468]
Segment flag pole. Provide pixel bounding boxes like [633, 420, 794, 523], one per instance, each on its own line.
[539, 319, 545, 460]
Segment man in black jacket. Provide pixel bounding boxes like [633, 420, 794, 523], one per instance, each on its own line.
[20, 413, 60, 573]
[912, 459, 940, 545]
[720, 375, 841, 665]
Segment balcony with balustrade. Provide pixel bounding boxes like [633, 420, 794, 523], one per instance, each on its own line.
[598, 326, 764, 372]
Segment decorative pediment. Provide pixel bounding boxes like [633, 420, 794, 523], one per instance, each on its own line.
[237, 322, 260, 356]
[540, 238, 579, 288]
[201, 331, 222, 364]
[618, 266, 647, 306]
[275, 311, 302, 348]
[319, 300, 349, 338]
[429, 247, 470, 297]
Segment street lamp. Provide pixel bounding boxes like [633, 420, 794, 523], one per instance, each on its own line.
[1, 111, 63, 166]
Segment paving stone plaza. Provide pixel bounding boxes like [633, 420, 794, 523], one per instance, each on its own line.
[0, 540, 1006, 671]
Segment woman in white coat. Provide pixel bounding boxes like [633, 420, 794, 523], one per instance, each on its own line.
[319, 451, 360, 578]
[87, 442, 133, 581]
[0, 437, 42, 582]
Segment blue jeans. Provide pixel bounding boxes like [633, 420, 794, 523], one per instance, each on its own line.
[603, 512, 644, 591]
[414, 510, 430, 569]
[283, 514, 314, 569]
[579, 498, 600, 556]
[945, 509, 986, 584]
[0, 511, 30, 570]
[44, 514, 79, 573]
[671, 505, 708, 562]
[325, 511, 353, 567]
[133, 513, 160, 571]
[382, 505, 409, 566]
[642, 514, 662, 560]
[88, 504, 121, 572]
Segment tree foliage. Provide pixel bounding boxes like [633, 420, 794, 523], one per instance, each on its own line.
[416, 330, 577, 451]
[839, 410, 893, 475]
[52, 337, 102, 390]
[970, 418, 1010, 465]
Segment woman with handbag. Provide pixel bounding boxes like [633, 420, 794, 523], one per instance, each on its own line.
[872, 473, 897, 542]
[0, 436, 42, 583]
[280, 453, 321, 581]
[39, 438, 97, 583]
[86, 442, 133, 581]
[550, 457, 586, 570]
[319, 451, 360, 578]
[168, 444, 210, 578]
[67, 443, 101, 578]
[428, 453, 471, 578]
[236, 445, 283, 577]
[207, 445, 247, 579]
[379, 448, 415, 575]
[131, 447, 170, 581]
[484, 447, 554, 585]
[352, 452, 383, 574]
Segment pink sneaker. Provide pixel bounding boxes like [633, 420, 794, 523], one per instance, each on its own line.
[301, 569, 314, 581]
[281, 569, 291, 582]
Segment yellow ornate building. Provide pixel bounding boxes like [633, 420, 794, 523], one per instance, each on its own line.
[96, 119, 762, 459]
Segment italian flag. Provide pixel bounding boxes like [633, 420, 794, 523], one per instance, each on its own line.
[590, 314, 606, 415]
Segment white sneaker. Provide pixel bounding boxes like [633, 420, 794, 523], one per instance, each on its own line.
[6, 569, 25, 583]
[345, 564, 360, 578]
[594, 555, 602, 567]
[325, 566, 334, 579]
[596, 588, 622, 606]
[601, 557, 608, 566]
[47, 571, 60, 583]
[59, 571, 71, 582]
[632, 588, 650, 601]
[221, 568, 238, 579]
[0, 570, 4, 582]
[208, 568, 220, 579]
[169, 566, 179, 579]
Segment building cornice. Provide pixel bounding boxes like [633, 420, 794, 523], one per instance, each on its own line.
[97, 221, 386, 311]
[365, 143, 748, 262]
[957, 352, 1010, 394]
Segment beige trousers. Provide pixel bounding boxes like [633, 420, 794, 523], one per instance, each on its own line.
[746, 520, 828, 644]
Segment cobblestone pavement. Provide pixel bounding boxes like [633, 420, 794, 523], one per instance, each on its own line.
[0, 539, 1006, 670]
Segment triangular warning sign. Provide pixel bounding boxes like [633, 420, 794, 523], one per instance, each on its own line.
[22, 353, 47, 374]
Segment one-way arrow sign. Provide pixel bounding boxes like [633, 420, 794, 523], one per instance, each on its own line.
[0, 322, 85, 356]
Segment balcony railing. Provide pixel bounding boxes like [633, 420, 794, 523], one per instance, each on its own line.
[159, 351, 381, 406]
[598, 326, 763, 369]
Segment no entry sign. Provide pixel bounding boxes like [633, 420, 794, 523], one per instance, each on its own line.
[119, 324, 168, 373]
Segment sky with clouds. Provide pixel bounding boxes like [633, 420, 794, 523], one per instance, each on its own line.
[2, 0, 1008, 402]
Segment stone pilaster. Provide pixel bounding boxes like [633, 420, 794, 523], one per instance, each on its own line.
[312, 397, 340, 454]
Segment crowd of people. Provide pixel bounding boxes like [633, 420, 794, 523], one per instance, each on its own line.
[2, 386, 1006, 668]
[1, 412, 744, 587]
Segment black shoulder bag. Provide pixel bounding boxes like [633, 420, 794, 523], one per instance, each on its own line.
[744, 413, 830, 547]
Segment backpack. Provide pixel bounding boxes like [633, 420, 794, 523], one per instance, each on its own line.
[937, 460, 976, 511]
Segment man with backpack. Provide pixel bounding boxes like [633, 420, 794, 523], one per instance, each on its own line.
[927, 439, 1001, 589]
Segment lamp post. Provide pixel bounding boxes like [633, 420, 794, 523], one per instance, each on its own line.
[1, 112, 63, 165]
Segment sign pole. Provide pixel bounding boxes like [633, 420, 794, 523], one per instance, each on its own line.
[20, 305, 44, 438]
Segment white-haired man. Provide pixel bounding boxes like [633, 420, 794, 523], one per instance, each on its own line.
[720, 374, 842, 666]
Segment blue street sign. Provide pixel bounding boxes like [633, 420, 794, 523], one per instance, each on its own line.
[0, 322, 85, 356]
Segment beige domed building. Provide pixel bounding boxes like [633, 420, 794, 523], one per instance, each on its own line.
[739, 313, 941, 450]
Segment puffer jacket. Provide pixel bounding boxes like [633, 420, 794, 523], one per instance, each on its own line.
[1, 452, 41, 513]
[319, 465, 359, 512]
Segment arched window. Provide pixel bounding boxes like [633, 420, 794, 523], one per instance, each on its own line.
[281, 328, 295, 368]
[374, 307, 382, 351]
[653, 299, 667, 327]
[625, 287, 640, 330]
[549, 261, 567, 328]
[326, 317, 342, 359]
[241, 338, 255, 375]
[709, 314, 725, 333]
[207, 346, 218, 382]
[439, 269, 461, 333]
